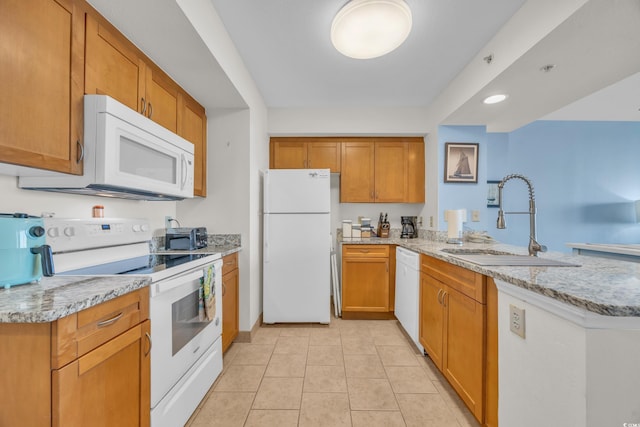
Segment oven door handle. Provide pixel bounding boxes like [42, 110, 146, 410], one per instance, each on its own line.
[152, 268, 206, 296]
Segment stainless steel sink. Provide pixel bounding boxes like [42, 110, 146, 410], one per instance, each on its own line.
[441, 249, 580, 267]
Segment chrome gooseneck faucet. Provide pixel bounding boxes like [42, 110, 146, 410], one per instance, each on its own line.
[497, 174, 547, 256]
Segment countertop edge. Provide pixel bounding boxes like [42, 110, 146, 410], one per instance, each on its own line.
[339, 237, 640, 318]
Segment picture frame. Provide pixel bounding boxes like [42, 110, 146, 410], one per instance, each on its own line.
[487, 180, 501, 207]
[444, 142, 479, 183]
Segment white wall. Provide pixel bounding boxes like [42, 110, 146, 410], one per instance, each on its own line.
[177, 0, 269, 332]
[497, 280, 640, 426]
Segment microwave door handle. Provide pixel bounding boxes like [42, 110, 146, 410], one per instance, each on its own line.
[180, 154, 188, 189]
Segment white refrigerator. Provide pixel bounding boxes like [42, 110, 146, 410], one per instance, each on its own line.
[263, 169, 331, 324]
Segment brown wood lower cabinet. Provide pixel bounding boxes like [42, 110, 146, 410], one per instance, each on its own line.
[419, 255, 496, 425]
[222, 252, 239, 352]
[0, 288, 150, 427]
[341, 244, 396, 319]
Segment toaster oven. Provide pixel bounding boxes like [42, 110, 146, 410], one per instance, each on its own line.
[165, 227, 208, 250]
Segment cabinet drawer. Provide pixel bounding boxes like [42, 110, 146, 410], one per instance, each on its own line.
[222, 252, 238, 276]
[52, 287, 149, 368]
[343, 245, 389, 258]
[421, 255, 485, 303]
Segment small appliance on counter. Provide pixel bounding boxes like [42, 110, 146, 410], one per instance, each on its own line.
[0, 212, 54, 288]
[165, 227, 208, 250]
[400, 216, 418, 238]
[445, 209, 467, 244]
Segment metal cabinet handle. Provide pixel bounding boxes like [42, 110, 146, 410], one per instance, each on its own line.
[144, 332, 152, 356]
[76, 140, 84, 163]
[437, 289, 443, 305]
[370, 191, 374, 199]
[147, 102, 153, 118]
[442, 291, 448, 307]
[376, 191, 379, 199]
[222, 283, 226, 296]
[97, 312, 123, 328]
[141, 97, 146, 115]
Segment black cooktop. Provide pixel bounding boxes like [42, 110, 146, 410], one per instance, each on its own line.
[59, 253, 212, 276]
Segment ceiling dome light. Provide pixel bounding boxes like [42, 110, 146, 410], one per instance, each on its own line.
[483, 94, 508, 104]
[331, 0, 412, 60]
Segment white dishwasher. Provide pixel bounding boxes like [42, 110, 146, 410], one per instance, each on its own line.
[395, 247, 423, 352]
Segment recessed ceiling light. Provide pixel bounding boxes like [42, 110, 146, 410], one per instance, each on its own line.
[483, 94, 508, 104]
[331, 0, 412, 60]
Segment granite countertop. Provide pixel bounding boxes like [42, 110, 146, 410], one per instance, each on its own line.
[0, 243, 242, 324]
[157, 244, 241, 258]
[566, 242, 640, 257]
[340, 236, 640, 317]
[0, 275, 151, 323]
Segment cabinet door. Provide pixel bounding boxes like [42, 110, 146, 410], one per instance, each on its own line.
[308, 141, 341, 172]
[407, 141, 425, 203]
[419, 273, 444, 369]
[52, 321, 151, 427]
[145, 66, 180, 133]
[0, 0, 84, 174]
[271, 140, 307, 169]
[85, 13, 146, 114]
[443, 287, 485, 422]
[222, 268, 239, 353]
[374, 141, 408, 202]
[342, 257, 389, 312]
[340, 140, 375, 202]
[178, 93, 207, 197]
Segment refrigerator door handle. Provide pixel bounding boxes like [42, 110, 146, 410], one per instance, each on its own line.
[264, 214, 270, 263]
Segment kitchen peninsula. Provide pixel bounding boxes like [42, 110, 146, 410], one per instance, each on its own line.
[339, 235, 640, 427]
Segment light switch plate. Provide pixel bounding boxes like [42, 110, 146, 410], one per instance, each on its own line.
[509, 304, 526, 338]
[471, 210, 480, 222]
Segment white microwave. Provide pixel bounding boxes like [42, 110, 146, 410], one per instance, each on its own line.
[19, 95, 195, 201]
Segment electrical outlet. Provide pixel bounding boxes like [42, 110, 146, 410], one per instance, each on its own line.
[509, 304, 526, 339]
[429, 216, 434, 227]
[165, 216, 173, 229]
[472, 210, 480, 222]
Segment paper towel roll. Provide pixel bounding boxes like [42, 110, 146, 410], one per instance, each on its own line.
[445, 209, 467, 240]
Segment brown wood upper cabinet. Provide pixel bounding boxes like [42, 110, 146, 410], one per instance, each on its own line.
[270, 137, 341, 172]
[178, 94, 207, 197]
[340, 137, 424, 203]
[0, 0, 85, 174]
[84, 9, 207, 196]
[85, 13, 181, 133]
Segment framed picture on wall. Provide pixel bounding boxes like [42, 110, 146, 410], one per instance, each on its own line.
[444, 142, 479, 183]
[487, 180, 501, 207]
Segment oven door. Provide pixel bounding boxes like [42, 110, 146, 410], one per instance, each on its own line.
[149, 260, 222, 407]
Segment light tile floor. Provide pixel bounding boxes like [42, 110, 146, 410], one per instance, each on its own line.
[186, 316, 480, 427]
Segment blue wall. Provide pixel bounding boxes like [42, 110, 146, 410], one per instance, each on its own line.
[438, 125, 489, 230]
[440, 121, 640, 252]
[492, 121, 640, 252]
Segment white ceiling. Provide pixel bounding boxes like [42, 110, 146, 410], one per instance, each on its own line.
[87, 0, 640, 130]
[209, 0, 526, 108]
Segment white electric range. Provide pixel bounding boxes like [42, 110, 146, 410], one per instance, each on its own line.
[46, 217, 223, 427]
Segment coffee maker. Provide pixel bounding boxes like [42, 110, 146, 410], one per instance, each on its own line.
[400, 216, 418, 238]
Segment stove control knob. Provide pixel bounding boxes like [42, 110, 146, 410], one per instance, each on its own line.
[47, 227, 59, 238]
[132, 224, 141, 232]
[63, 227, 75, 237]
[141, 224, 150, 232]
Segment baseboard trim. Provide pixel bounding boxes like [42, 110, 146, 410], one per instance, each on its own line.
[235, 313, 263, 343]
